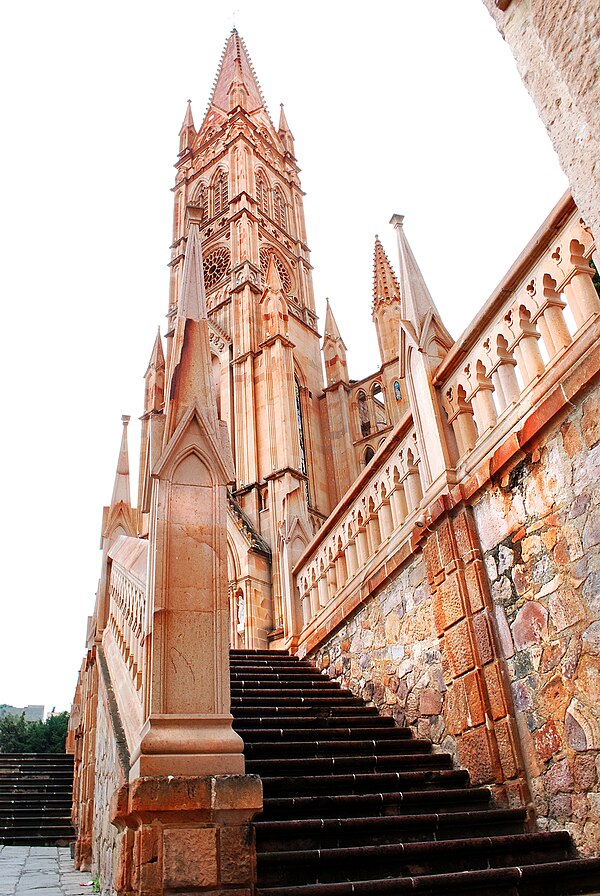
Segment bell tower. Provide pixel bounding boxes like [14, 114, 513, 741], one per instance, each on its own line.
[165, 29, 333, 644]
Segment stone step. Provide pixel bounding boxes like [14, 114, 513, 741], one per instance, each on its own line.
[261, 786, 493, 821]
[232, 649, 599, 894]
[257, 831, 573, 886]
[0, 753, 74, 847]
[252, 753, 456, 777]
[257, 769, 470, 798]
[255, 857, 600, 895]
[244, 737, 434, 758]
[254, 808, 531, 850]
[233, 714, 398, 730]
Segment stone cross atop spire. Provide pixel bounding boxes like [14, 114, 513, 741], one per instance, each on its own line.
[209, 28, 268, 115]
[111, 415, 131, 507]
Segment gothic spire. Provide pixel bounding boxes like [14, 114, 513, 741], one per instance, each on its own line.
[209, 28, 267, 115]
[372, 236, 401, 311]
[178, 99, 196, 154]
[390, 214, 452, 350]
[111, 416, 131, 507]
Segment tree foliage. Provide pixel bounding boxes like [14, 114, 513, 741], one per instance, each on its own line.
[0, 712, 69, 753]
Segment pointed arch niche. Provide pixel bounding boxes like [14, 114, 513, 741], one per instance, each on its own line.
[259, 246, 293, 295]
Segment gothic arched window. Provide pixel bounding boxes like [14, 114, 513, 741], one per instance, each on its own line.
[256, 171, 269, 215]
[212, 170, 228, 218]
[273, 186, 287, 229]
[364, 446, 375, 466]
[372, 381, 387, 429]
[357, 390, 371, 438]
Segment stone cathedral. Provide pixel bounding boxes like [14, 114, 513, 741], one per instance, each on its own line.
[68, 10, 600, 896]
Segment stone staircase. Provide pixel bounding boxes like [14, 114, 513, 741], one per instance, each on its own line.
[0, 753, 75, 846]
[230, 649, 600, 895]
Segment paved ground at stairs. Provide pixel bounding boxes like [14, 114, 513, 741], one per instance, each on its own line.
[0, 847, 91, 895]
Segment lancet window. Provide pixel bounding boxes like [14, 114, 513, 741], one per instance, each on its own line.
[372, 381, 387, 429]
[212, 170, 228, 217]
[273, 186, 287, 229]
[256, 171, 270, 215]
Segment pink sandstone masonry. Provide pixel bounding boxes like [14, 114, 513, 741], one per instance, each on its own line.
[474, 378, 600, 853]
[311, 374, 600, 853]
[93, 653, 129, 893]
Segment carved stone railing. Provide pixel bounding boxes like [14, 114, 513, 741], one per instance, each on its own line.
[294, 414, 424, 653]
[437, 198, 599, 469]
[293, 193, 599, 658]
[103, 535, 147, 752]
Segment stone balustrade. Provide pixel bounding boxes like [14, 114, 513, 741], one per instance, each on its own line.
[294, 416, 424, 647]
[105, 536, 148, 710]
[437, 203, 599, 467]
[292, 194, 599, 659]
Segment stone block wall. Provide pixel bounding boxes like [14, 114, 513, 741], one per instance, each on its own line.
[473, 380, 600, 854]
[482, 0, 600, 245]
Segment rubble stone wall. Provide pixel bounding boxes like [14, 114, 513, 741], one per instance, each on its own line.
[473, 380, 600, 854]
[313, 377, 600, 855]
[312, 554, 454, 758]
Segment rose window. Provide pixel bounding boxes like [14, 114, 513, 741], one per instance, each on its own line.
[203, 246, 230, 290]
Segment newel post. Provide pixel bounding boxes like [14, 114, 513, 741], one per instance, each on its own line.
[110, 212, 262, 896]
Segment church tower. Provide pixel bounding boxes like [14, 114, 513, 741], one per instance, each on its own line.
[155, 30, 333, 646]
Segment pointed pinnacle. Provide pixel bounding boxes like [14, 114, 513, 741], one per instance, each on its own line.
[148, 327, 165, 370]
[278, 103, 292, 133]
[373, 236, 401, 307]
[178, 223, 208, 322]
[391, 214, 447, 340]
[111, 416, 131, 507]
[180, 98, 195, 132]
[264, 252, 284, 294]
[324, 299, 344, 343]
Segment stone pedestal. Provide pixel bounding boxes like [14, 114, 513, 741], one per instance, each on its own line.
[111, 775, 262, 896]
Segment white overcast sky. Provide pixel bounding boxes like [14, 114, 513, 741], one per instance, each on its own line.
[0, 1, 567, 714]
